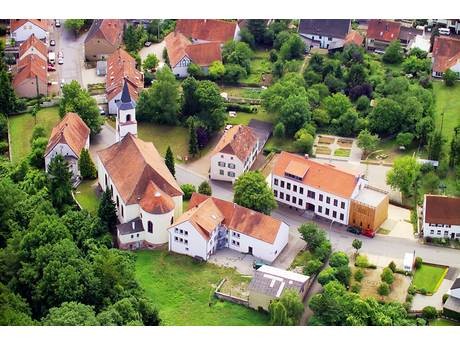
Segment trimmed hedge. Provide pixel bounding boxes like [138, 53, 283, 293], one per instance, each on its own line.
[225, 103, 258, 113]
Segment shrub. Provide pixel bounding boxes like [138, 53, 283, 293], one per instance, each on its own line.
[416, 318, 427, 326]
[313, 241, 332, 263]
[355, 254, 369, 268]
[303, 259, 323, 276]
[388, 261, 397, 273]
[181, 184, 196, 200]
[0, 141, 8, 154]
[225, 103, 256, 113]
[414, 257, 423, 269]
[317, 267, 337, 286]
[422, 306, 438, 320]
[418, 287, 427, 295]
[198, 181, 212, 196]
[381, 267, 395, 285]
[273, 122, 285, 138]
[407, 285, 416, 295]
[354, 269, 365, 282]
[442, 294, 449, 304]
[406, 294, 413, 303]
[350, 284, 361, 293]
[377, 282, 390, 296]
[335, 265, 352, 286]
[329, 251, 349, 268]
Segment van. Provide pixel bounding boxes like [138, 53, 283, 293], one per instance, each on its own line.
[48, 52, 56, 64]
[439, 28, 451, 36]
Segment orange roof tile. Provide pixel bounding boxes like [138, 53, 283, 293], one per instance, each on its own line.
[45, 112, 90, 157]
[366, 19, 401, 42]
[19, 34, 47, 59]
[85, 19, 124, 46]
[187, 193, 283, 244]
[425, 195, 460, 225]
[273, 151, 361, 198]
[344, 30, 364, 46]
[432, 36, 460, 73]
[175, 19, 237, 43]
[98, 134, 183, 205]
[13, 54, 47, 87]
[10, 19, 49, 33]
[139, 181, 175, 214]
[213, 125, 258, 162]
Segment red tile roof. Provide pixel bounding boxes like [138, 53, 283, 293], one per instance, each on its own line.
[344, 30, 364, 46]
[432, 36, 460, 73]
[139, 181, 176, 214]
[425, 195, 460, 225]
[106, 48, 143, 102]
[19, 34, 47, 59]
[175, 19, 237, 43]
[13, 54, 47, 87]
[98, 134, 182, 205]
[185, 193, 284, 244]
[213, 125, 258, 162]
[273, 151, 361, 199]
[366, 19, 401, 42]
[10, 19, 49, 32]
[85, 19, 124, 46]
[45, 112, 90, 157]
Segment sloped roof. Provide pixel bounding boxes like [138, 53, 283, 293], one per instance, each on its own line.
[344, 30, 364, 46]
[213, 125, 258, 162]
[19, 34, 47, 59]
[85, 19, 124, 46]
[175, 19, 237, 43]
[367, 19, 401, 42]
[432, 36, 460, 73]
[273, 151, 361, 199]
[97, 134, 183, 205]
[106, 48, 143, 102]
[451, 278, 460, 291]
[45, 112, 90, 157]
[187, 193, 284, 244]
[139, 181, 175, 214]
[425, 195, 460, 226]
[10, 19, 49, 32]
[299, 19, 351, 39]
[13, 54, 47, 87]
[399, 26, 422, 42]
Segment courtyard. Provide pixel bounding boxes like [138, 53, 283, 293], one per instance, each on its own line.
[313, 134, 362, 163]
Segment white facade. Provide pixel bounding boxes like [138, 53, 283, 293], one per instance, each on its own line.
[108, 91, 121, 115]
[11, 22, 47, 42]
[300, 33, 345, 50]
[432, 60, 460, 78]
[44, 138, 89, 180]
[115, 96, 137, 143]
[422, 197, 460, 239]
[270, 172, 367, 226]
[171, 56, 192, 78]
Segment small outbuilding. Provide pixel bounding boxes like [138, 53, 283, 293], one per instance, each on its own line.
[403, 252, 415, 272]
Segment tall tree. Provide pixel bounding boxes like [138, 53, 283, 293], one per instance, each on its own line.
[427, 131, 444, 161]
[47, 154, 74, 211]
[64, 19, 85, 35]
[188, 122, 199, 157]
[98, 189, 117, 233]
[78, 148, 97, 180]
[165, 146, 175, 177]
[269, 289, 304, 326]
[0, 69, 17, 114]
[357, 129, 380, 156]
[382, 40, 404, 64]
[386, 156, 421, 198]
[247, 19, 267, 45]
[124, 24, 148, 52]
[194, 80, 226, 133]
[233, 171, 277, 215]
[42, 302, 99, 326]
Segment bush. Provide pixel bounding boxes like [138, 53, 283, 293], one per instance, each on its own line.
[273, 122, 285, 138]
[388, 261, 397, 273]
[329, 251, 349, 268]
[0, 141, 8, 154]
[406, 294, 413, 303]
[312, 241, 332, 263]
[335, 265, 352, 286]
[381, 267, 395, 285]
[422, 306, 438, 320]
[181, 184, 196, 200]
[408, 285, 416, 296]
[303, 259, 323, 276]
[414, 257, 423, 269]
[225, 103, 256, 113]
[198, 181, 212, 196]
[350, 284, 361, 293]
[354, 269, 365, 282]
[317, 267, 337, 286]
[355, 254, 369, 268]
[418, 287, 428, 295]
[416, 318, 427, 326]
[377, 282, 390, 296]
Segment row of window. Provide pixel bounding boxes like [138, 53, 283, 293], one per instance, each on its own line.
[174, 236, 189, 245]
[317, 206, 345, 221]
[274, 178, 305, 194]
[219, 170, 236, 177]
[232, 231, 240, 238]
[231, 240, 240, 247]
[130, 233, 140, 239]
[429, 230, 460, 237]
[218, 162, 236, 169]
[174, 228, 189, 236]
[428, 223, 452, 228]
[274, 190, 304, 207]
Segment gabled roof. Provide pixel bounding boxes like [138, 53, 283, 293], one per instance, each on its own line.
[399, 26, 422, 42]
[186, 193, 284, 244]
[213, 125, 258, 162]
[85, 19, 124, 46]
[139, 181, 175, 214]
[432, 36, 460, 73]
[45, 112, 90, 157]
[117, 79, 136, 110]
[298, 19, 351, 39]
[366, 19, 401, 42]
[344, 30, 364, 46]
[19, 34, 47, 59]
[273, 151, 361, 199]
[97, 134, 183, 205]
[13, 54, 47, 87]
[425, 195, 460, 226]
[106, 48, 143, 102]
[10, 19, 49, 32]
[175, 19, 237, 43]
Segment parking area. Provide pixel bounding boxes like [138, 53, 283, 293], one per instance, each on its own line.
[139, 40, 165, 65]
[379, 204, 414, 240]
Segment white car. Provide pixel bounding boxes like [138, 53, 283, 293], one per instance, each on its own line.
[55, 19, 61, 27]
[228, 111, 237, 118]
[58, 51, 64, 59]
[60, 79, 65, 88]
[58, 57, 64, 65]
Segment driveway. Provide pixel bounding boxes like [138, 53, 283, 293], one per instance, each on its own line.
[412, 278, 453, 311]
[139, 41, 166, 64]
[208, 248, 255, 275]
[380, 204, 415, 240]
[89, 124, 115, 161]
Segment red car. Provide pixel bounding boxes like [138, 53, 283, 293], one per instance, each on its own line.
[362, 228, 376, 238]
[48, 64, 56, 72]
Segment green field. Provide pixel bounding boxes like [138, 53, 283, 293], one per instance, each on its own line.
[412, 264, 448, 294]
[134, 250, 269, 326]
[433, 81, 460, 150]
[334, 148, 351, 157]
[8, 106, 61, 162]
[75, 179, 99, 215]
[430, 318, 460, 326]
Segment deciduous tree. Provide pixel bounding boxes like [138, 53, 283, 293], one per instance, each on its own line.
[233, 171, 277, 215]
[269, 289, 304, 326]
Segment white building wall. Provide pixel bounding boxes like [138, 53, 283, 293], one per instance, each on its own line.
[301, 33, 345, 50]
[171, 56, 191, 78]
[210, 153, 244, 182]
[141, 207, 174, 245]
[12, 23, 47, 42]
[422, 196, 460, 239]
[108, 91, 121, 115]
[45, 143, 79, 178]
[118, 228, 145, 246]
[168, 220, 209, 259]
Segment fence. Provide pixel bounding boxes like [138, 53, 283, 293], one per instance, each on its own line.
[214, 278, 250, 307]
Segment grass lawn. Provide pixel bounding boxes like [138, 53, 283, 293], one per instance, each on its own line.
[8, 106, 61, 163]
[290, 250, 313, 269]
[430, 318, 460, 326]
[265, 136, 296, 153]
[226, 106, 277, 126]
[220, 86, 263, 99]
[240, 50, 272, 85]
[412, 263, 448, 294]
[372, 137, 423, 162]
[74, 179, 99, 215]
[134, 250, 269, 326]
[433, 81, 460, 151]
[377, 228, 391, 235]
[334, 148, 351, 157]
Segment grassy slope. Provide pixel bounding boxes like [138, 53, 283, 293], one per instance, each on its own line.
[433, 81, 460, 148]
[412, 264, 447, 293]
[134, 250, 269, 326]
[75, 179, 99, 215]
[430, 318, 460, 326]
[8, 107, 61, 163]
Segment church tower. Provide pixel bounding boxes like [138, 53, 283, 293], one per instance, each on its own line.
[115, 79, 137, 142]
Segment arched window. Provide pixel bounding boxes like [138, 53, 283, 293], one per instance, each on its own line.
[147, 221, 153, 233]
[111, 185, 114, 197]
[116, 195, 119, 207]
[105, 174, 108, 188]
[126, 114, 131, 122]
[170, 217, 174, 225]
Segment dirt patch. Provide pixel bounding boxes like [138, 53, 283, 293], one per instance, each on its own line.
[337, 138, 353, 148]
[317, 135, 335, 145]
[219, 277, 251, 300]
[315, 145, 332, 155]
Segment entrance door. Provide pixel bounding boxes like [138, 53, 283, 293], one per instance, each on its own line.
[451, 233, 455, 240]
[248, 246, 253, 255]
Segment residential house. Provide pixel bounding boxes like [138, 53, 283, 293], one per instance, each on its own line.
[298, 19, 351, 50]
[164, 31, 222, 78]
[168, 193, 289, 263]
[444, 277, 460, 320]
[44, 112, 90, 180]
[422, 195, 460, 239]
[248, 265, 309, 311]
[97, 132, 183, 250]
[366, 19, 422, 52]
[431, 36, 460, 77]
[10, 19, 49, 42]
[210, 125, 259, 183]
[175, 19, 240, 44]
[18, 34, 47, 61]
[344, 30, 364, 47]
[428, 19, 460, 35]
[12, 54, 47, 98]
[106, 48, 143, 114]
[270, 152, 388, 232]
[84, 19, 124, 61]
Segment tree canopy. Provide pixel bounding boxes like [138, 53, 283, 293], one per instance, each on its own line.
[233, 171, 277, 215]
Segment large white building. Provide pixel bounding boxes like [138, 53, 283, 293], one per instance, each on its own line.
[270, 152, 388, 232]
[10, 19, 49, 43]
[168, 193, 289, 263]
[422, 195, 460, 239]
[210, 125, 259, 183]
[44, 112, 90, 181]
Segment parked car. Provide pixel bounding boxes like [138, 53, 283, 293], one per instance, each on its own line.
[253, 260, 268, 270]
[98, 106, 106, 115]
[55, 19, 61, 27]
[48, 64, 56, 72]
[144, 41, 152, 47]
[50, 39, 56, 46]
[60, 79, 65, 88]
[58, 57, 64, 65]
[346, 226, 361, 235]
[362, 229, 376, 238]
[58, 51, 64, 59]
